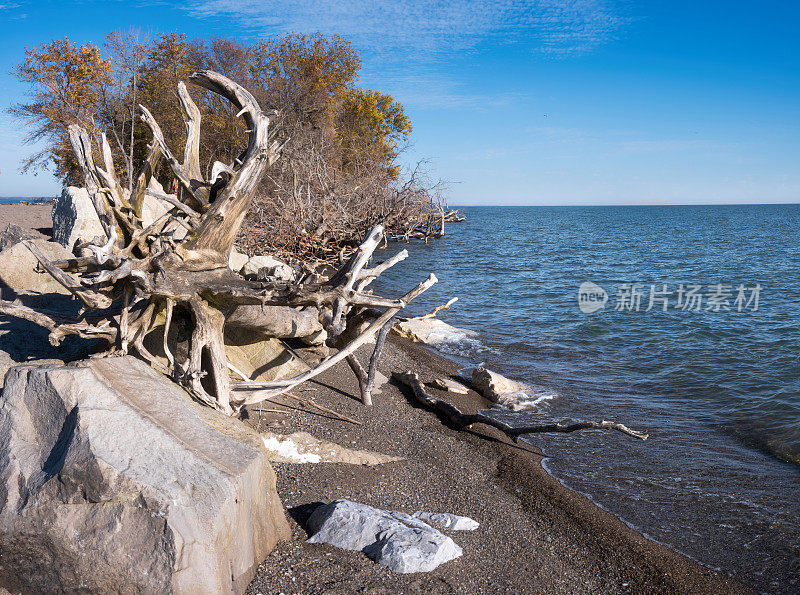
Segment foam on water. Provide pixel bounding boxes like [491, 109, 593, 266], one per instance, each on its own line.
[418, 324, 487, 359]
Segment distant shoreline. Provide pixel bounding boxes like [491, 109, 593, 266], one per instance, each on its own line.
[0, 197, 55, 205]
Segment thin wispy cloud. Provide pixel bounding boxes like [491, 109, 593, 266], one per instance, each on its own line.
[377, 71, 534, 109]
[182, 0, 631, 109]
[184, 0, 631, 58]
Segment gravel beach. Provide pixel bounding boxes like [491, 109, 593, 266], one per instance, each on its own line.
[243, 337, 747, 594]
[0, 202, 748, 594]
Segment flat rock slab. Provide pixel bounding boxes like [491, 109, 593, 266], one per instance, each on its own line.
[428, 377, 470, 394]
[307, 499, 473, 573]
[0, 356, 290, 594]
[261, 431, 404, 466]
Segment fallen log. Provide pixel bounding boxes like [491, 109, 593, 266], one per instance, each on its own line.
[393, 371, 648, 441]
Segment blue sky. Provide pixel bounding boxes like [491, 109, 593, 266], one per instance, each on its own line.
[0, 0, 798, 205]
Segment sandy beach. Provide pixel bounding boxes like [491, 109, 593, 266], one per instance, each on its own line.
[0, 202, 749, 593]
[0, 202, 53, 241]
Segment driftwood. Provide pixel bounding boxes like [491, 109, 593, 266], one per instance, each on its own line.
[394, 371, 648, 441]
[0, 70, 434, 415]
[419, 297, 458, 320]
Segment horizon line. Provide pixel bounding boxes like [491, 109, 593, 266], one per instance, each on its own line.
[1, 196, 799, 208]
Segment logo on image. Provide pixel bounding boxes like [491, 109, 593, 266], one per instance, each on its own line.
[578, 282, 608, 314]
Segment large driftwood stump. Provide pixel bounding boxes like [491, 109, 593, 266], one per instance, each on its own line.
[0, 70, 434, 415]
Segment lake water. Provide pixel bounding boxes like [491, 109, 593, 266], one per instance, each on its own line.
[372, 205, 800, 593]
[0, 197, 53, 205]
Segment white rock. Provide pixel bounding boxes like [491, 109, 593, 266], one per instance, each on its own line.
[241, 254, 295, 281]
[141, 191, 169, 229]
[228, 249, 249, 273]
[0, 239, 73, 294]
[412, 511, 479, 531]
[143, 179, 187, 240]
[0, 356, 290, 593]
[471, 366, 530, 409]
[52, 186, 106, 251]
[307, 499, 463, 573]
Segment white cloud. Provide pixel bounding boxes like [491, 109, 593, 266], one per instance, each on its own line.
[183, 0, 631, 58]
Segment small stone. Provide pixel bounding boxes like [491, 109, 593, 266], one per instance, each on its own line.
[229, 249, 249, 273]
[242, 255, 295, 281]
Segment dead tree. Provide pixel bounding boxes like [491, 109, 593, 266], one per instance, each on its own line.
[0, 71, 434, 415]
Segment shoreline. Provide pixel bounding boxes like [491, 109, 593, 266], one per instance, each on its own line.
[0, 202, 746, 592]
[244, 335, 746, 593]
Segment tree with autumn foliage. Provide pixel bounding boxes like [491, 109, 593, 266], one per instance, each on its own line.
[10, 31, 445, 263]
[10, 38, 113, 182]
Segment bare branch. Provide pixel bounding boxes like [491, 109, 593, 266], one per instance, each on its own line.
[394, 371, 649, 441]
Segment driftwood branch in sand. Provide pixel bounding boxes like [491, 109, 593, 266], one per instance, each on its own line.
[0, 70, 435, 416]
[394, 371, 649, 441]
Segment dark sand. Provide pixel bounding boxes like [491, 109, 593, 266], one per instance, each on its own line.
[0, 203, 749, 593]
[244, 337, 747, 594]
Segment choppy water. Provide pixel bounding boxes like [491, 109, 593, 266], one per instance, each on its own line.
[372, 205, 800, 593]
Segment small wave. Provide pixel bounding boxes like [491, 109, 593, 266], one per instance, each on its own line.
[516, 388, 558, 408]
[417, 324, 497, 359]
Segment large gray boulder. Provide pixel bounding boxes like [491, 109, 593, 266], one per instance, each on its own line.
[0, 238, 73, 295]
[307, 499, 466, 573]
[0, 356, 290, 594]
[52, 186, 106, 251]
